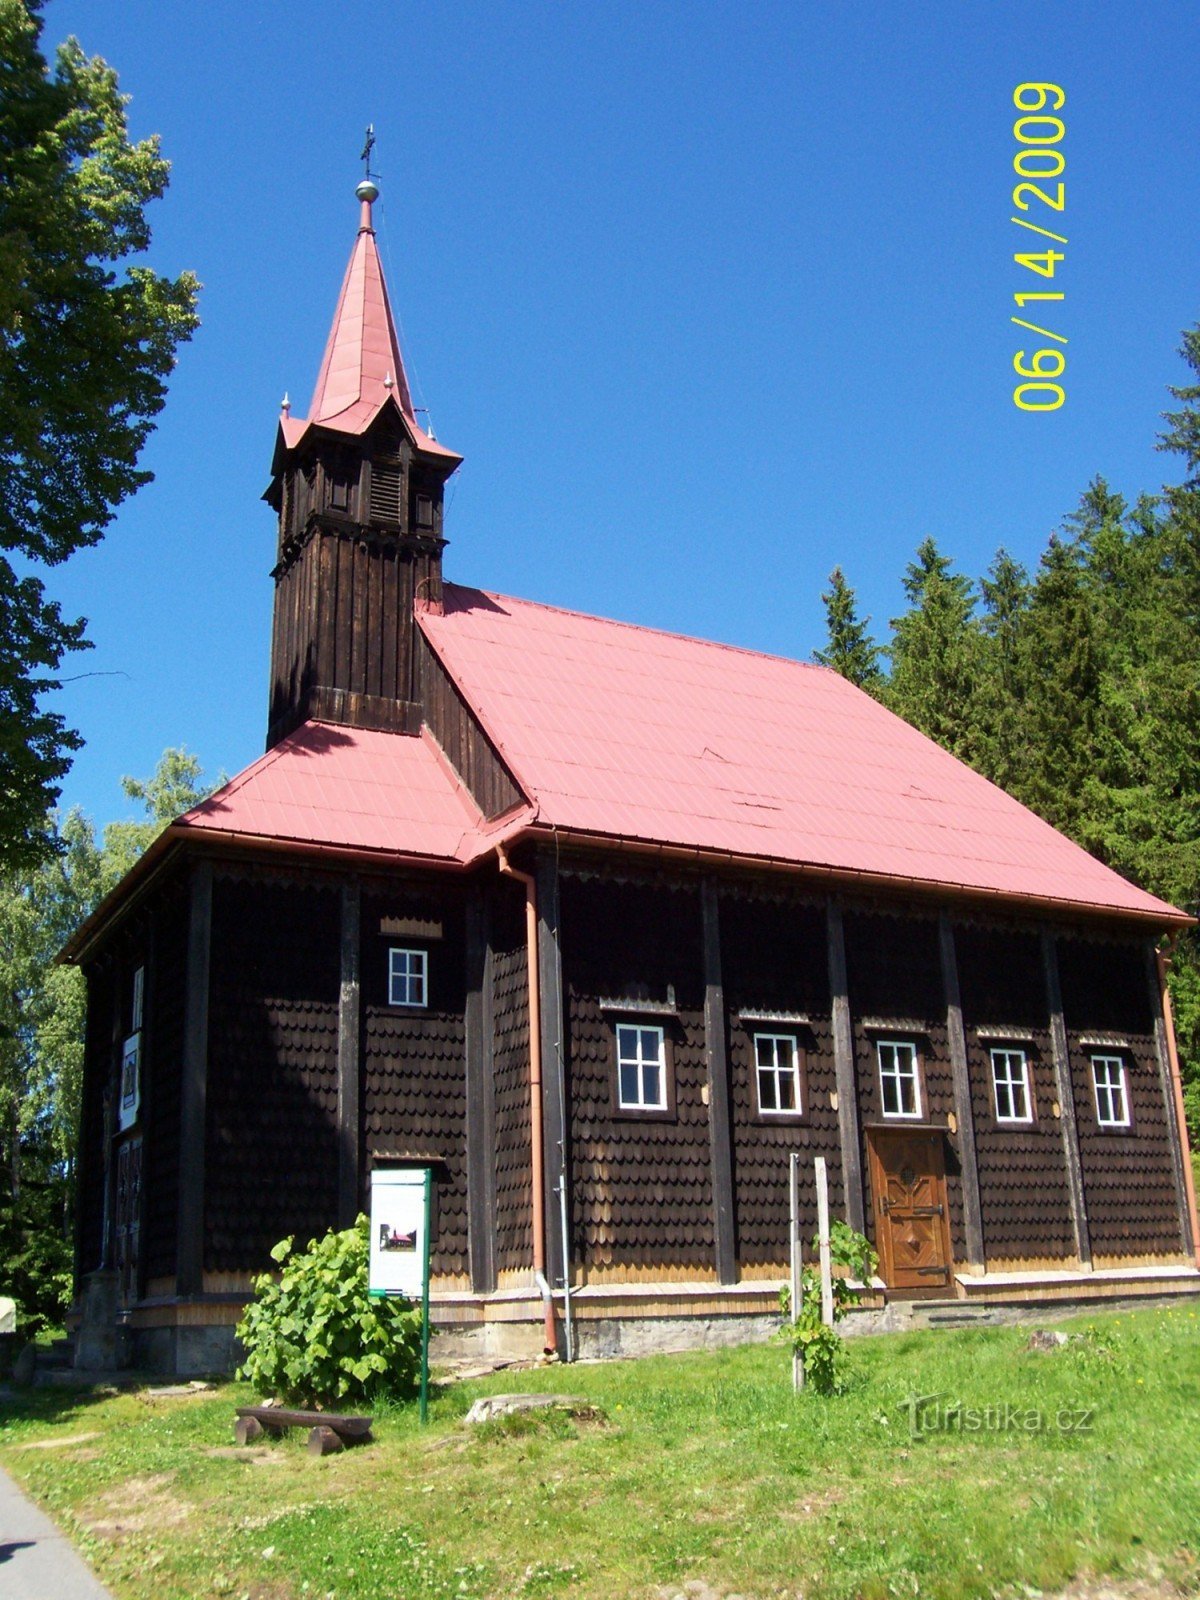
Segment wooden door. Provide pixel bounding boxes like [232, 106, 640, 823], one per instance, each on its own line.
[868, 1128, 952, 1291]
[115, 1137, 143, 1308]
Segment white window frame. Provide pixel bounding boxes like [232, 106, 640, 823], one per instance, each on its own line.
[990, 1047, 1033, 1124]
[388, 947, 428, 1008]
[754, 1032, 803, 1117]
[877, 1039, 923, 1120]
[616, 1022, 667, 1112]
[1091, 1053, 1131, 1130]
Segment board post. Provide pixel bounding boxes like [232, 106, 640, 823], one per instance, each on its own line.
[815, 1155, 834, 1329]
[420, 1166, 432, 1425]
[367, 1166, 433, 1424]
[789, 1151, 803, 1392]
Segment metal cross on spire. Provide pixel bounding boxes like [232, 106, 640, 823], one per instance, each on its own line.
[360, 124, 378, 181]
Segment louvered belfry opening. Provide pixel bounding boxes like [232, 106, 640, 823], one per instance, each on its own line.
[369, 459, 404, 525]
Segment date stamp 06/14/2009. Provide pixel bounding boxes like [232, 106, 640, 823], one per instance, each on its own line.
[1010, 82, 1067, 413]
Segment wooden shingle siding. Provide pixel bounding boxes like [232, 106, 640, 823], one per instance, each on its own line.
[416, 630, 525, 820]
[492, 886, 533, 1272]
[955, 925, 1075, 1260]
[844, 910, 965, 1260]
[361, 886, 469, 1278]
[720, 892, 840, 1266]
[142, 882, 188, 1282]
[1057, 936, 1184, 1257]
[561, 876, 713, 1271]
[205, 874, 340, 1271]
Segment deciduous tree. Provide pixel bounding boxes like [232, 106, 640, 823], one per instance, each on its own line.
[0, 0, 199, 871]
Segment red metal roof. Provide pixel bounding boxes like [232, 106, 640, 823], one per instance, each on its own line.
[417, 584, 1184, 922]
[276, 195, 459, 462]
[176, 721, 500, 864]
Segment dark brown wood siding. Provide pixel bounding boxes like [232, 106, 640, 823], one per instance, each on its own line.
[268, 528, 434, 747]
[720, 892, 840, 1266]
[1058, 936, 1184, 1257]
[561, 875, 713, 1271]
[416, 630, 525, 820]
[142, 881, 189, 1282]
[361, 885, 468, 1278]
[205, 872, 340, 1271]
[492, 884, 532, 1273]
[845, 910, 964, 1261]
[955, 924, 1074, 1260]
[75, 960, 115, 1278]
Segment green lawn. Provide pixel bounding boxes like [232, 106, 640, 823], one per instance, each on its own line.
[2, 1306, 1198, 1600]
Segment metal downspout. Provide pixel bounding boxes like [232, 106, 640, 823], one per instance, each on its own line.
[497, 848, 559, 1353]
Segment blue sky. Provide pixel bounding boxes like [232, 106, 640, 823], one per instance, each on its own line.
[40, 0, 1200, 828]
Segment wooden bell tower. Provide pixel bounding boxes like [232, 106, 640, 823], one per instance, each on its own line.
[263, 178, 462, 749]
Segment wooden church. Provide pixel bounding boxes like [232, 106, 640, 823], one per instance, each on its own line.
[66, 179, 1200, 1373]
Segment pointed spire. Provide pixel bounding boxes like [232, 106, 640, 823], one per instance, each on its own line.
[305, 177, 417, 433]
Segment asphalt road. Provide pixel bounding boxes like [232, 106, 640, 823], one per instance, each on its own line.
[0, 1463, 114, 1599]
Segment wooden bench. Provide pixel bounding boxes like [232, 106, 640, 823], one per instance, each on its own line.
[234, 1405, 374, 1456]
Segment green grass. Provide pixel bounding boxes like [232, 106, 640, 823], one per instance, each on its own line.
[2, 1306, 1199, 1600]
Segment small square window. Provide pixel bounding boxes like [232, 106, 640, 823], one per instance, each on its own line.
[1092, 1054, 1130, 1130]
[388, 947, 428, 1008]
[990, 1047, 1033, 1123]
[878, 1039, 922, 1119]
[616, 1023, 667, 1111]
[754, 1033, 802, 1116]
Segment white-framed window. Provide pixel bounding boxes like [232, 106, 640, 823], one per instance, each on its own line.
[754, 1033, 802, 1116]
[616, 1023, 667, 1111]
[1092, 1054, 1131, 1130]
[877, 1039, 922, 1119]
[990, 1047, 1033, 1124]
[131, 965, 145, 1032]
[388, 947, 428, 1008]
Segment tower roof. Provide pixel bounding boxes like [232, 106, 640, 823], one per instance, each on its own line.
[276, 182, 460, 463]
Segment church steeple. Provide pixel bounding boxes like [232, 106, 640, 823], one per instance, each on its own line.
[264, 178, 462, 749]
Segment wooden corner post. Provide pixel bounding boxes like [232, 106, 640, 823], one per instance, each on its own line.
[336, 878, 362, 1229]
[534, 853, 568, 1289]
[826, 900, 865, 1234]
[177, 859, 213, 1299]
[939, 914, 985, 1271]
[465, 889, 498, 1292]
[701, 878, 737, 1284]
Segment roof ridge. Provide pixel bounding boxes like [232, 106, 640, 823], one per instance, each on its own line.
[440, 582, 836, 676]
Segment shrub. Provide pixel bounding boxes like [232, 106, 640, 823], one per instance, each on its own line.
[236, 1215, 422, 1408]
[0, 1179, 73, 1336]
[779, 1223, 878, 1395]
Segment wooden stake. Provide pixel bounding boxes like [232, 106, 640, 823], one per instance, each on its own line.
[789, 1152, 803, 1391]
[815, 1156, 834, 1329]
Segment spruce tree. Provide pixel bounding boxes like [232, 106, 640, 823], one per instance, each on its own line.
[813, 567, 883, 691]
[885, 537, 982, 761]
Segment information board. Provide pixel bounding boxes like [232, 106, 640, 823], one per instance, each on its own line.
[368, 1167, 430, 1300]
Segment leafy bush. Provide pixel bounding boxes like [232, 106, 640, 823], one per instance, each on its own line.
[236, 1215, 422, 1408]
[779, 1223, 878, 1395]
[0, 1177, 73, 1336]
